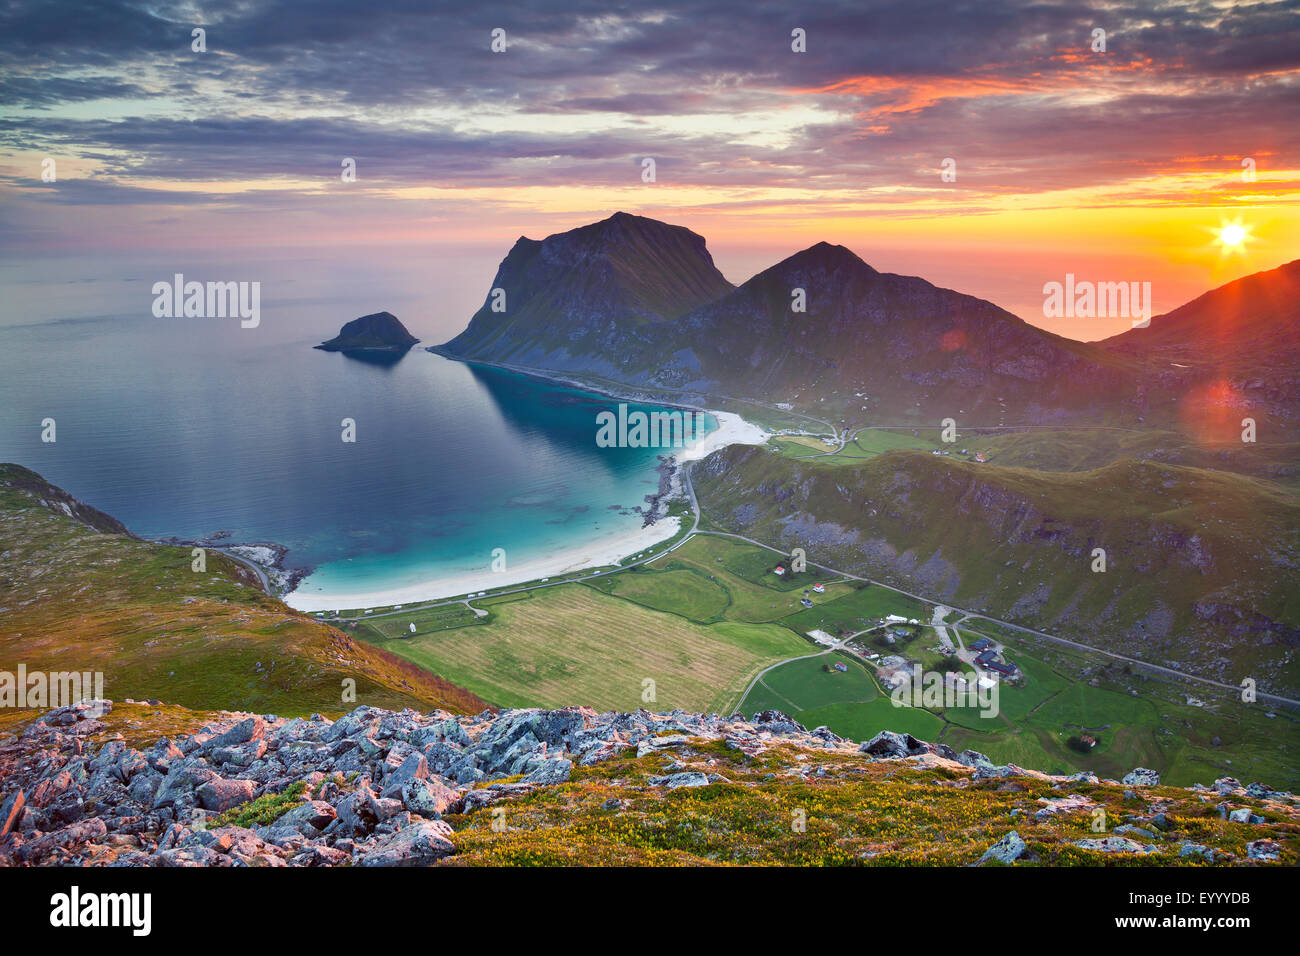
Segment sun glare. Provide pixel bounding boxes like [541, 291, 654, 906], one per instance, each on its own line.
[1213, 218, 1252, 255]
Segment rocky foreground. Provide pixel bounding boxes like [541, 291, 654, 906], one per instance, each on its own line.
[0, 699, 1296, 867]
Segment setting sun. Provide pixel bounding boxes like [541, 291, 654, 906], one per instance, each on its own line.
[1215, 219, 1252, 254]
[1220, 223, 1247, 247]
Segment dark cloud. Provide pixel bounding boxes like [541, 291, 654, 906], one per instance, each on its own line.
[0, 0, 1295, 206]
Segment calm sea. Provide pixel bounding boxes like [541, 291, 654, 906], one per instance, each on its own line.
[0, 253, 711, 608]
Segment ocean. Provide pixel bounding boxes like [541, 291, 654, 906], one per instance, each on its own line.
[0, 256, 715, 610]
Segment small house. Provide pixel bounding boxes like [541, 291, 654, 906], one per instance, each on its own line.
[833, 662, 848, 673]
[774, 566, 786, 576]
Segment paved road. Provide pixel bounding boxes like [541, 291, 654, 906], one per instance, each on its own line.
[931, 605, 955, 650]
[214, 548, 272, 594]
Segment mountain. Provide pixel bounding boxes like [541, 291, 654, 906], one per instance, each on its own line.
[1100, 259, 1300, 429]
[692, 445, 1300, 696]
[4, 700, 1293, 866]
[437, 216, 1145, 424]
[1102, 260, 1300, 368]
[0, 464, 485, 717]
[316, 311, 419, 352]
[436, 211, 734, 378]
[672, 241, 1138, 420]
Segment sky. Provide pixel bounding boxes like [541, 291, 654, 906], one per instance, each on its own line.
[1, 0, 1297, 340]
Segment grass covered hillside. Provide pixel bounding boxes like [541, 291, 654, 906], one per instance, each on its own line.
[0, 464, 487, 718]
[692, 446, 1300, 697]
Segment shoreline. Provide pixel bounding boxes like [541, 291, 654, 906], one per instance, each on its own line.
[282, 518, 685, 613]
[278, 354, 769, 611]
[283, 408, 767, 612]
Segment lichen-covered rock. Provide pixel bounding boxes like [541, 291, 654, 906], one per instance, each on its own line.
[358, 821, 454, 866]
[978, 830, 1027, 865]
[1122, 768, 1161, 787]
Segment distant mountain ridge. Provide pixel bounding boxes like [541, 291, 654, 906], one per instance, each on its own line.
[435, 214, 1141, 425]
[436, 215, 1298, 435]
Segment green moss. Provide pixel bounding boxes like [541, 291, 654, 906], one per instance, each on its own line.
[211, 780, 308, 829]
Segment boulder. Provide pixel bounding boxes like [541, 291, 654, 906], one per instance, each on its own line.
[1246, 840, 1280, 862]
[647, 772, 710, 789]
[978, 830, 1027, 865]
[380, 753, 429, 798]
[277, 800, 338, 833]
[400, 777, 459, 818]
[207, 716, 267, 749]
[0, 791, 25, 838]
[358, 821, 455, 866]
[1073, 837, 1159, 855]
[521, 758, 572, 786]
[859, 731, 918, 758]
[196, 778, 257, 812]
[1121, 768, 1160, 787]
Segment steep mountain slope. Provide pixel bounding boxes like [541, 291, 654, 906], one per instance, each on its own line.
[1102, 260, 1300, 368]
[676, 242, 1141, 421]
[692, 446, 1300, 695]
[0, 464, 487, 717]
[1101, 259, 1300, 431]
[437, 211, 734, 378]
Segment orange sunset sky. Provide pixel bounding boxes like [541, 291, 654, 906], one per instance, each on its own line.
[1, 0, 1297, 340]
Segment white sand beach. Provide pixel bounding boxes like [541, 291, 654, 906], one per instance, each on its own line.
[283, 519, 683, 613]
[283, 407, 767, 613]
[678, 410, 768, 463]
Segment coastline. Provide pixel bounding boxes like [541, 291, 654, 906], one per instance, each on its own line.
[279, 356, 769, 612]
[282, 518, 684, 613]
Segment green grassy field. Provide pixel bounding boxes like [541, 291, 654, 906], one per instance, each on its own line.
[365, 584, 810, 714]
[694, 441, 1300, 695]
[739, 653, 947, 741]
[587, 533, 854, 623]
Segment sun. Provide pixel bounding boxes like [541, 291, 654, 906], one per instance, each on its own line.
[1219, 223, 1246, 247]
[1213, 218, 1253, 255]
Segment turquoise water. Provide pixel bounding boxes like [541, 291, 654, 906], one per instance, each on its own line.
[0, 302, 713, 608]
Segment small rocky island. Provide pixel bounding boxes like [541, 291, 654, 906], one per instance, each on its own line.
[315, 311, 419, 353]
